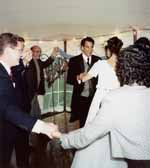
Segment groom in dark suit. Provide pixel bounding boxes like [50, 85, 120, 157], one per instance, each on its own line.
[0, 33, 57, 168]
[67, 37, 101, 127]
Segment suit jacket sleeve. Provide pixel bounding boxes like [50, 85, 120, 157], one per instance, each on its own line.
[41, 57, 54, 68]
[67, 58, 79, 86]
[0, 96, 37, 132]
[60, 95, 114, 149]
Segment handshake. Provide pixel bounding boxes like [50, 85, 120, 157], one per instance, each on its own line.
[32, 120, 62, 140]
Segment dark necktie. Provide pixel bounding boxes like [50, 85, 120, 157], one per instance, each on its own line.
[87, 58, 90, 66]
[87, 57, 94, 96]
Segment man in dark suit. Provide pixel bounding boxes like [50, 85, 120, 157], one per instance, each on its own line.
[11, 36, 33, 168]
[25, 45, 58, 165]
[25, 45, 57, 116]
[67, 37, 101, 127]
[0, 33, 57, 168]
[25, 47, 57, 110]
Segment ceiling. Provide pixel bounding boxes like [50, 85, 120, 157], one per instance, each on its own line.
[0, 0, 150, 40]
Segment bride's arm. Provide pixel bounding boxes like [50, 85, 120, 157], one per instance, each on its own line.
[77, 60, 101, 83]
[52, 94, 114, 149]
[77, 72, 92, 82]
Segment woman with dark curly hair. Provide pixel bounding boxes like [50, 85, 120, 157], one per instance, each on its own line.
[134, 37, 150, 50]
[53, 44, 150, 168]
[116, 45, 150, 87]
[114, 45, 150, 168]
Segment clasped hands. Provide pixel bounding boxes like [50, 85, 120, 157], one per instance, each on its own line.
[76, 72, 86, 82]
[46, 122, 62, 139]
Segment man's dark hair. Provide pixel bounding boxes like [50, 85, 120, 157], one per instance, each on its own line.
[80, 37, 95, 47]
[0, 33, 18, 55]
[30, 45, 41, 51]
[116, 45, 150, 87]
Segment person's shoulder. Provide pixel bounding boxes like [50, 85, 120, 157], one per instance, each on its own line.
[92, 55, 102, 60]
[93, 60, 107, 67]
[103, 85, 141, 103]
[69, 54, 82, 62]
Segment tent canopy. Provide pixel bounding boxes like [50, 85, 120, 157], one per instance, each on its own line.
[1, 0, 150, 40]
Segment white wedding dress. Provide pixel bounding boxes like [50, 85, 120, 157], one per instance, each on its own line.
[71, 60, 127, 168]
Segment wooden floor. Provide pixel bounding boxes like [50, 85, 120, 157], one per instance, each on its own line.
[12, 112, 79, 168]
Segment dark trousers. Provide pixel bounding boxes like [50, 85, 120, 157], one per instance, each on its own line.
[30, 133, 50, 166]
[15, 129, 30, 167]
[0, 123, 18, 168]
[78, 96, 93, 128]
[126, 159, 150, 168]
[0, 123, 30, 168]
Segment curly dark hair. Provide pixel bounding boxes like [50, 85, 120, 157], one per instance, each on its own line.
[105, 36, 123, 56]
[116, 45, 150, 87]
[134, 37, 150, 48]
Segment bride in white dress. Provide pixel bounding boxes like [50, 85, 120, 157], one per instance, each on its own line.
[70, 37, 127, 168]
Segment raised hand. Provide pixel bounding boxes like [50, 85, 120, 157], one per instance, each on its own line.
[22, 49, 32, 65]
[51, 47, 59, 57]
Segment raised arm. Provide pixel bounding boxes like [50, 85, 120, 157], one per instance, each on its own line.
[59, 48, 73, 59]
[1, 98, 58, 139]
[52, 95, 114, 149]
[41, 47, 59, 68]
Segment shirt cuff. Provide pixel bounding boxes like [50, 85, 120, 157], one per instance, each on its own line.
[32, 120, 45, 133]
[32, 120, 54, 138]
[77, 80, 81, 84]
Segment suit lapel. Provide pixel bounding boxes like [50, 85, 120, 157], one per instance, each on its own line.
[78, 54, 84, 72]
[0, 63, 15, 89]
[91, 55, 96, 67]
[78, 54, 96, 71]
[0, 63, 10, 79]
